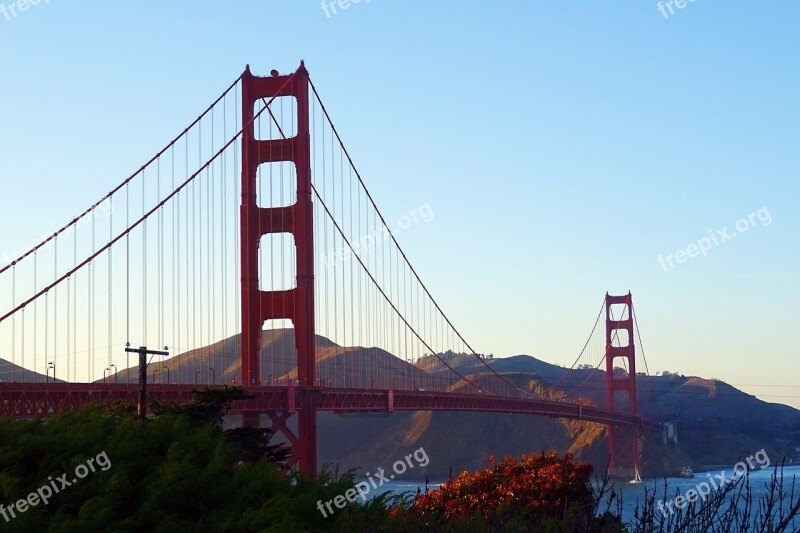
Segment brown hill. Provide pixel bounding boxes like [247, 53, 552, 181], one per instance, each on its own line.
[98, 332, 800, 478]
[0, 359, 62, 384]
[107, 329, 434, 389]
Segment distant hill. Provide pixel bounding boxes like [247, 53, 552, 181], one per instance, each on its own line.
[404, 352, 800, 476]
[4, 331, 799, 477]
[0, 359, 62, 383]
[105, 329, 438, 390]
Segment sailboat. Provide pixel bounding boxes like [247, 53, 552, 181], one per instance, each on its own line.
[629, 466, 643, 484]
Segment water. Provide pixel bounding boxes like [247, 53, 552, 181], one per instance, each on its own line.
[364, 479, 437, 501]
[368, 465, 800, 527]
[605, 465, 800, 526]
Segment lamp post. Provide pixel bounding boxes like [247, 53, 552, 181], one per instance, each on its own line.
[47, 362, 55, 384]
[233, 372, 239, 384]
[209, 367, 215, 384]
[163, 366, 170, 384]
[109, 364, 117, 384]
[195, 371, 203, 385]
[152, 369, 159, 384]
[104, 368, 111, 383]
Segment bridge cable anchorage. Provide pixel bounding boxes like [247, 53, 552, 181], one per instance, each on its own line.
[307, 76, 534, 398]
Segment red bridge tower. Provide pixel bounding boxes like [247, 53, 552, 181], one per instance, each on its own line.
[240, 63, 317, 474]
[605, 292, 641, 476]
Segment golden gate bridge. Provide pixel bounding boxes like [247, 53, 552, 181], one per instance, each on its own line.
[0, 62, 661, 476]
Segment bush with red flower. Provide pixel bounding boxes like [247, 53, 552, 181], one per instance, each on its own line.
[410, 451, 593, 523]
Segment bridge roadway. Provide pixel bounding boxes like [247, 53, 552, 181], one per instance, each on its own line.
[0, 383, 661, 431]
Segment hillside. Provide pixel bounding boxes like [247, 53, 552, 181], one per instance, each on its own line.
[105, 329, 438, 390]
[3, 330, 799, 477]
[0, 359, 62, 383]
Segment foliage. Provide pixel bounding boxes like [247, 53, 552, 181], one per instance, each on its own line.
[150, 385, 253, 425]
[388, 452, 624, 532]
[0, 389, 377, 531]
[3, 392, 797, 531]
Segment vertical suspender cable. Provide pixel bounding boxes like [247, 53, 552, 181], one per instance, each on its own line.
[158, 158, 163, 360]
[11, 266, 15, 382]
[221, 95, 227, 384]
[125, 181, 130, 382]
[172, 145, 178, 383]
[210, 108, 215, 383]
[53, 236, 57, 382]
[185, 134, 191, 383]
[108, 198, 113, 374]
[44, 291, 48, 382]
[33, 252, 37, 381]
[234, 83, 240, 382]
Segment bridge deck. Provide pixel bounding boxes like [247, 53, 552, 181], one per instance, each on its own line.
[0, 383, 661, 431]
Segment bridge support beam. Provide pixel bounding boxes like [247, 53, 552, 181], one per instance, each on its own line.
[240, 63, 317, 474]
[605, 292, 640, 476]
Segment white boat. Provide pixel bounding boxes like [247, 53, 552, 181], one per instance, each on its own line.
[629, 466, 643, 484]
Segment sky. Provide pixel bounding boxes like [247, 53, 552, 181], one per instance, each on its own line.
[0, 2, 798, 406]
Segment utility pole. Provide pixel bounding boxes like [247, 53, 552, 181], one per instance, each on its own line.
[125, 344, 169, 422]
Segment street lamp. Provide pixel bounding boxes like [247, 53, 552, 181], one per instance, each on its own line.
[163, 366, 170, 384]
[47, 362, 55, 384]
[208, 367, 215, 384]
[109, 364, 117, 384]
[104, 368, 111, 383]
[195, 371, 203, 384]
[153, 369, 159, 384]
[233, 372, 239, 384]
[268, 374, 273, 386]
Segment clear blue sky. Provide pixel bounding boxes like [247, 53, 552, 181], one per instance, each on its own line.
[0, 2, 798, 406]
